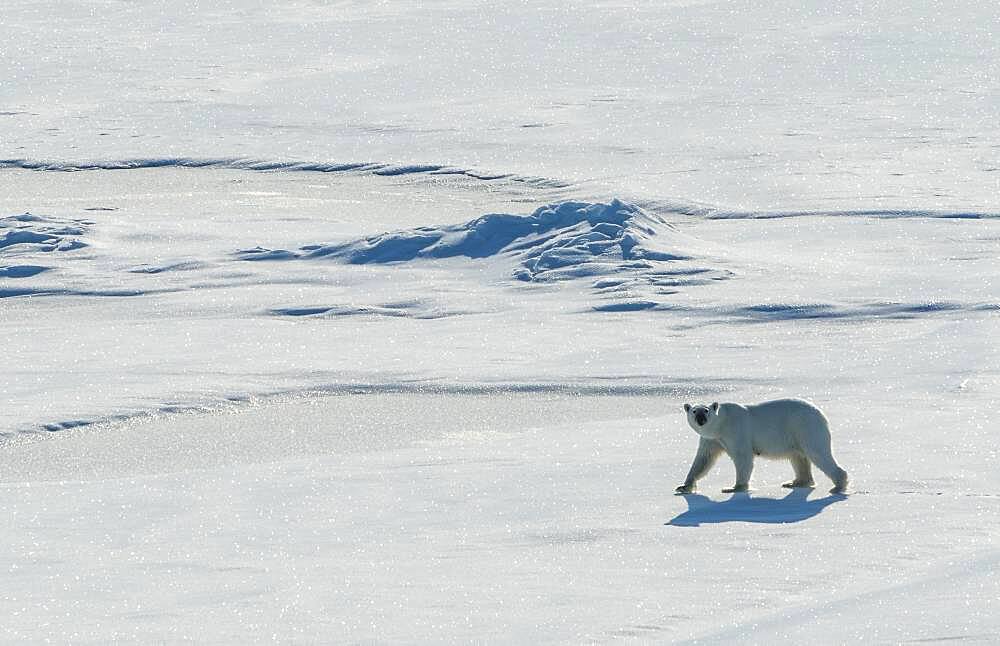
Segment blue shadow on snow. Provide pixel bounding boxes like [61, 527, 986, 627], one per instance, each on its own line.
[667, 488, 846, 527]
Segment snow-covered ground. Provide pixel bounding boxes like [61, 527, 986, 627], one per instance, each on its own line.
[3, 1, 999, 643]
[5, 0, 1000, 211]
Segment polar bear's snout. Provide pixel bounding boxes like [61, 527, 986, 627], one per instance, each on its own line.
[694, 410, 708, 425]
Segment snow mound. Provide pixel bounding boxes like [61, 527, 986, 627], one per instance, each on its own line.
[1, 214, 91, 287]
[0, 213, 90, 255]
[237, 200, 712, 285]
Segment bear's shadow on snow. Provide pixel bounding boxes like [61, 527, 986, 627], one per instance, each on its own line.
[667, 488, 847, 527]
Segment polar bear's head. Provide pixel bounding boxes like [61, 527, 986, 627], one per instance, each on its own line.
[683, 402, 720, 436]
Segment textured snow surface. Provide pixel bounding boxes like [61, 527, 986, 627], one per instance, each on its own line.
[3, 0, 1000, 643]
[3, 166, 998, 644]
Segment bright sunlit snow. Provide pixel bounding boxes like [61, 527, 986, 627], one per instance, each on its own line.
[2, 1, 999, 643]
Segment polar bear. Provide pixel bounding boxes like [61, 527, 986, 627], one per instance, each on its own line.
[675, 399, 848, 494]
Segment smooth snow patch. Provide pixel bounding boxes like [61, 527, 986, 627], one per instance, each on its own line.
[12, 379, 734, 437]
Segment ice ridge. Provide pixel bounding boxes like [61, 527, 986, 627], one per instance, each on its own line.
[237, 199, 696, 283]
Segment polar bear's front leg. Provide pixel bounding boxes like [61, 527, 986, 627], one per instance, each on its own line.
[722, 450, 753, 493]
[782, 453, 815, 488]
[676, 438, 722, 494]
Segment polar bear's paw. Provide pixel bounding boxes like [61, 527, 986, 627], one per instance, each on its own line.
[722, 485, 749, 493]
[782, 480, 815, 489]
[829, 471, 849, 494]
[675, 484, 695, 494]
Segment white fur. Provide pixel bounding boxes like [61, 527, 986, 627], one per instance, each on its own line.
[676, 399, 849, 494]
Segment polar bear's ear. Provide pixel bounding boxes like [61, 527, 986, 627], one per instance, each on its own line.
[683, 403, 691, 413]
[711, 402, 719, 412]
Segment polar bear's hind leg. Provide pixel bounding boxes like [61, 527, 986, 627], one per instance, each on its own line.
[793, 409, 849, 493]
[803, 443, 848, 493]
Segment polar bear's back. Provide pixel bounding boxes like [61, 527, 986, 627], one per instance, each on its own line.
[739, 398, 831, 452]
[745, 398, 825, 419]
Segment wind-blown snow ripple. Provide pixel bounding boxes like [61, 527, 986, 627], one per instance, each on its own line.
[0, 157, 571, 189]
[5, 157, 997, 219]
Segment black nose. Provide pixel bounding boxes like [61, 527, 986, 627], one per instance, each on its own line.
[695, 414, 707, 425]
